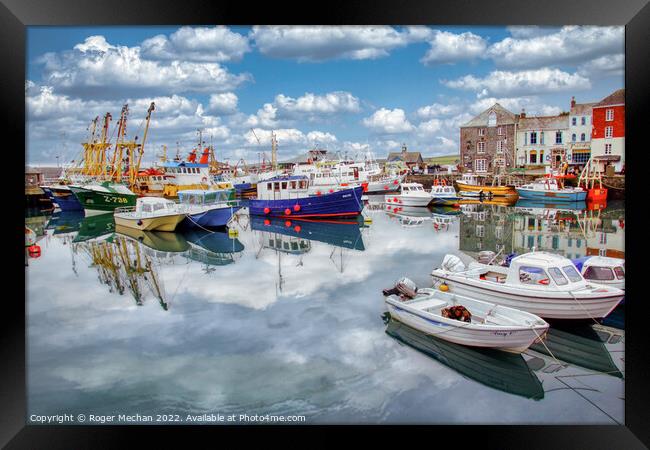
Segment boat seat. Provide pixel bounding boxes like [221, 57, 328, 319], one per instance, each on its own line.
[410, 298, 448, 312]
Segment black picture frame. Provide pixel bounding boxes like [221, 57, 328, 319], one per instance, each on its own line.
[5, 0, 649, 446]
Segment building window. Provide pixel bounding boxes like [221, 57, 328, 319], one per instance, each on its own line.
[572, 133, 576, 142]
[605, 144, 612, 154]
[605, 126, 613, 138]
[606, 109, 614, 121]
[477, 142, 486, 153]
[529, 150, 537, 164]
[540, 132, 544, 145]
[581, 133, 586, 141]
[497, 126, 503, 135]
[540, 150, 544, 163]
[572, 117, 577, 126]
[555, 131, 562, 144]
[494, 158, 505, 167]
[530, 132, 537, 144]
[476, 224, 485, 237]
[496, 140, 504, 153]
[582, 116, 587, 125]
[475, 159, 487, 172]
[478, 128, 486, 136]
[572, 151, 591, 164]
[488, 112, 497, 127]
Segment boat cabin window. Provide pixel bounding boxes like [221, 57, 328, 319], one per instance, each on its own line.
[584, 266, 615, 281]
[282, 182, 287, 190]
[614, 267, 625, 279]
[562, 265, 582, 282]
[300, 180, 308, 189]
[548, 267, 569, 285]
[142, 204, 153, 213]
[519, 266, 550, 285]
[274, 182, 280, 192]
[290, 181, 297, 189]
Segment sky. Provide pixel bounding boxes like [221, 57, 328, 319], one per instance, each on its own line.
[25, 25, 624, 166]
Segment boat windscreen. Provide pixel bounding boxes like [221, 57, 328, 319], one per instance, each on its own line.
[584, 266, 615, 281]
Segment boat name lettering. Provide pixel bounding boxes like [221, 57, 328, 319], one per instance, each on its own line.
[102, 195, 129, 204]
[493, 331, 513, 336]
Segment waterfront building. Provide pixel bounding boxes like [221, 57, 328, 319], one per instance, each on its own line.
[459, 103, 517, 174]
[567, 96, 597, 167]
[387, 144, 424, 171]
[591, 88, 625, 173]
[515, 111, 570, 169]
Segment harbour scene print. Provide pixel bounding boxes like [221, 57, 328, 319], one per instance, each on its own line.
[26, 26, 625, 425]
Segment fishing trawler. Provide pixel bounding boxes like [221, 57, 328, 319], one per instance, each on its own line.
[249, 175, 364, 219]
[69, 181, 138, 215]
[429, 178, 462, 205]
[386, 183, 432, 207]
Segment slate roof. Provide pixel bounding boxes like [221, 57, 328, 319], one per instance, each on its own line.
[461, 103, 517, 127]
[594, 89, 625, 107]
[570, 102, 597, 116]
[387, 152, 423, 163]
[517, 115, 569, 131]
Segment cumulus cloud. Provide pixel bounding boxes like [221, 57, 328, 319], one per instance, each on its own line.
[250, 26, 431, 62]
[578, 54, 625, 79]
[37, 35, 252, 98]
[362, 108, 415, 134]
[207, 93, 239, 115]
[415, 103, 463, 119]
[505, 26, 558, 39]
[443, 68, 591, 97]
[306, 131, 338, 144]
[488, 26, 624, 69]
[141, 26, 250, 62]
[470, 96, 562, 116]
[420, 30, 487, 65]
[417, 118, 442, 135]
[275, 91, 360, 115]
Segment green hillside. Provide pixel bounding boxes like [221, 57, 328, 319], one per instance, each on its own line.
[427, 154, 460, 165]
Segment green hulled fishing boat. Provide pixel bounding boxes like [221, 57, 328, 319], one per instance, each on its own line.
[72, 213, 115, 243]
[69, 181, 137, 215]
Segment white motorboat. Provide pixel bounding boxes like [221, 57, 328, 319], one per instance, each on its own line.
[114, 197, 187, 232]
[383, 278, 549, 353]
[431, 252, 624, 320]
[385, 183, 432, 207]
[572, 256, 625, 290]
[429, 182, 462, 205]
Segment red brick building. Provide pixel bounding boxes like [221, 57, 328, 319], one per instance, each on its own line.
[591, 88, 625, 172]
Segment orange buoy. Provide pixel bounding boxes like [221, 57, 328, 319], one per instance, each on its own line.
[393, 180, 399, 185]
[294, 225, 301, 233]
[316, 191, 322, 196]
[263, 207, 270, 214]
[393, 197, 398, 202]
[285, 220, 292, 227]
[329, 189, 334, 193]
[384, 185, 389, 190]
[439, 283, 449, 292]
[264, 219, 271, 226]
[284, 208, 291, 215]
[293, 204, 301, 212]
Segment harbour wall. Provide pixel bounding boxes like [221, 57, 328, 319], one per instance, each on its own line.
[405, 174, 625, 200]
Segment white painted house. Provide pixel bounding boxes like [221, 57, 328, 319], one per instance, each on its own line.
[567, 97, 596, 166]
[515, 111, 570, 168]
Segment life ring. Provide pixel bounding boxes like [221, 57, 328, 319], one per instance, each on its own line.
[201, 177, 208, 183]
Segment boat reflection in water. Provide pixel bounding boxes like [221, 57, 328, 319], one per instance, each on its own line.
[45, 210, 85, 237]
[384, 314, 544, 400]
[72, 213, 115, 243]
[250, 215, 365, 251]
[74, 233, 170, 310]
[183, 229, 245, 269]
[116, 225, 191, 265]
[527, 321, 624, 378]
[383, 204, 431, 228]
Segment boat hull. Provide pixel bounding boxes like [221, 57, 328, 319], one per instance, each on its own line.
[181, 205, 242, 229]
[249, 186, 364, 218]
[431, 271, 623, 320]
[70, 186, 137, 213]
[114, 213, 186, 232]
[455, 181, 518, 197]
[516, 188, 587, 202]
[385, 299, 547, 353]
[430, 196, 462, 206]
[42, 186, 84, 211]
[386, 194, 431, 207]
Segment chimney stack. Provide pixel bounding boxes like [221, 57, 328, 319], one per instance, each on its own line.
[570, 96, 576, 108]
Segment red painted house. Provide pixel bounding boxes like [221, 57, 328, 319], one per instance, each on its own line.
[591, 88, 625, 172]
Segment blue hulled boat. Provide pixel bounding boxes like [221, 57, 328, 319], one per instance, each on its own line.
[249, 176, 364, 219]
[177, 189, 242, 229]
[516, 177, 586, 203]
[41, 185, 84, 211]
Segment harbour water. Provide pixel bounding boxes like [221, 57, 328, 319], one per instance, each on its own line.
[25, 198, 625, 424]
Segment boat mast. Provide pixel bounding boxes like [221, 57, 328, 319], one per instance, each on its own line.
[132, 102, 155, 188]
[271, 131, 278, 172]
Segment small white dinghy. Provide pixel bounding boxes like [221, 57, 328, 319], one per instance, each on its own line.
[383, 278, 549, 353]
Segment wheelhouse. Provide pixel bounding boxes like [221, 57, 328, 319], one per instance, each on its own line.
[178, 189, 235, 206]
[505, 252, 588, 289]
[256, 176, 311, 201]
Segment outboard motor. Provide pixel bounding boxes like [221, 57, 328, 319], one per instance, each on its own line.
[382, 277, 419, 299]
